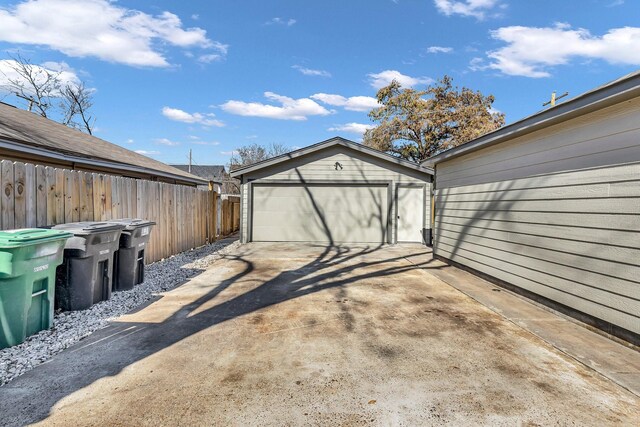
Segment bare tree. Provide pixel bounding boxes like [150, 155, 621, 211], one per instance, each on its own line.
[223, 142, 292, 194]
[0, 54, 96, 134]
[62, 82, 95, 135]
[229, 142, 291, 170]
[1, 53, 60, 118]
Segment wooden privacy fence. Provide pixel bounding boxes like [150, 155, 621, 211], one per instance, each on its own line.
[0, 160, 239, 263]
[221, 196, 240, 236]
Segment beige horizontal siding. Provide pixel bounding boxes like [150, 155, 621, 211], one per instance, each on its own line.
[438, 209, 640, 232]
[437, 216, 639, 248]
[438, 97, 640, 188]
[435, 168, 640, 333]
[246, 148, 430, 185]
[434, 241, 640, 331]
[434, 99, 640, 335]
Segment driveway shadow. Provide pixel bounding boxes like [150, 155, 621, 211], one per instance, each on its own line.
[0, 241, 437, 426]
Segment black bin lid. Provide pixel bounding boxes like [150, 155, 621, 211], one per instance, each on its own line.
[52, 221, 126, 235]
[106, 218, 156, 230]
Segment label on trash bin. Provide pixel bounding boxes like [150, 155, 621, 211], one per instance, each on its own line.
[138, 242, 145, 247]
[140, 227, 150, 236]
[33, 264, 49, 273]
[99, 249, 110, 255]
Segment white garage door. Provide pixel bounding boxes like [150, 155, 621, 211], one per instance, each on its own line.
[251, 184, 388, 243]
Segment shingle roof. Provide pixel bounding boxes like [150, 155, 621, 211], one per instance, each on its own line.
[0, 101, 205, 184]
[170, 164, 226, 182]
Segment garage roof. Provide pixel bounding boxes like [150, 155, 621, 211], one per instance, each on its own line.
[421, 70, 640, 168]
[230, 136, 434, 178]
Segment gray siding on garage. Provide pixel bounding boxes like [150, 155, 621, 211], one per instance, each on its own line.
[240, 145, 431, 244]
[434, 98, 640, 336]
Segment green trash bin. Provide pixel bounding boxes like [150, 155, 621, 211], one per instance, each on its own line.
[0, 228, 72, 349]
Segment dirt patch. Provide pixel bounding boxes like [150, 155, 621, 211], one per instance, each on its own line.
[221, 371, 245, 384]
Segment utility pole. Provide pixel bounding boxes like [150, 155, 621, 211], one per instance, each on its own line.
[14, 93, 37, 112]
[543, 91, 568, 107]
[188, 149, 192, 173]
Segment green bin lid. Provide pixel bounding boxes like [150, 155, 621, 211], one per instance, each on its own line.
[0, 228, 73, 248]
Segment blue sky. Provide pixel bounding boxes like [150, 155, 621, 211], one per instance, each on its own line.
[0, 0, 639, 167]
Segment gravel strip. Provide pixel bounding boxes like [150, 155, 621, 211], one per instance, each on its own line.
[0, 237, 239, 387]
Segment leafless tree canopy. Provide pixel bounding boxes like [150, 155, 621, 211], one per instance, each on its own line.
[222, 143, 292, 194]
[229, 142, 291, 170]
[0, 53, 95, 134]
[62, 82, 95, 135]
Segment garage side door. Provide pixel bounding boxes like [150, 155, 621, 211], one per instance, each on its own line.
[251, 184, 388, 243]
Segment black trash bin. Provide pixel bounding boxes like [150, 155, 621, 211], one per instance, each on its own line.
[52, 222, 125, 311]
[108, 219, 155, 291]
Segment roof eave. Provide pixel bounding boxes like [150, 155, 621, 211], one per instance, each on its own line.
[0, 138, 208, 185]
[422, 70, 640, 168]
[230, 136, 433, 178]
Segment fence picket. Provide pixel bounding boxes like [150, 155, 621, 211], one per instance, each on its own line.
[35, 166, 47, 226]
[24, 163, 36, 228]
[14, 162, 26, 229]
[1, 161, 15, 229]
[0, 160, 236, 262]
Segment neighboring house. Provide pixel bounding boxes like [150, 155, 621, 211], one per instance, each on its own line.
[170, 164, 226, 193]
[231, 137, 434, 245]
[423, 70, 640, 344]
[0, 101, 205, 186]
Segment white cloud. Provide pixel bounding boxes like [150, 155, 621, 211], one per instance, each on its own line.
[0, 0, 226, 67]
[292, 65, 331, 77]
[328, 123, 375, 135]
[434, 0, 503, 20]
[368, 70, 433, 89]
[135, 150, 160, 155]
[468, 57, 487, 72]
[220, 150, 238, 156]
[0, 59, 80, 95]
[426, 46, 453, 53]
[191, 140, 220, 146]
[221, 92, 333, 121]
[125, 139, 134, 144]
[265, 17, 296, 26]
[187, 135, 220, 145]
[311, 93, 380, 112]
[162, 107, 225, 127]
[198, 54, 222, 63]
[155, 138, 180, 146]
[486, 24, 640, 78]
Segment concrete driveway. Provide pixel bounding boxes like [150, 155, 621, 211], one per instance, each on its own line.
[1, 242, 638, 426]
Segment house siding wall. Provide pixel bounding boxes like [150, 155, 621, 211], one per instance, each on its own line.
[433, 97, 640, 337]
[240, 146, 432, 244]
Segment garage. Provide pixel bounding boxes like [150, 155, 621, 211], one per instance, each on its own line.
[231, 137, 433, 245]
